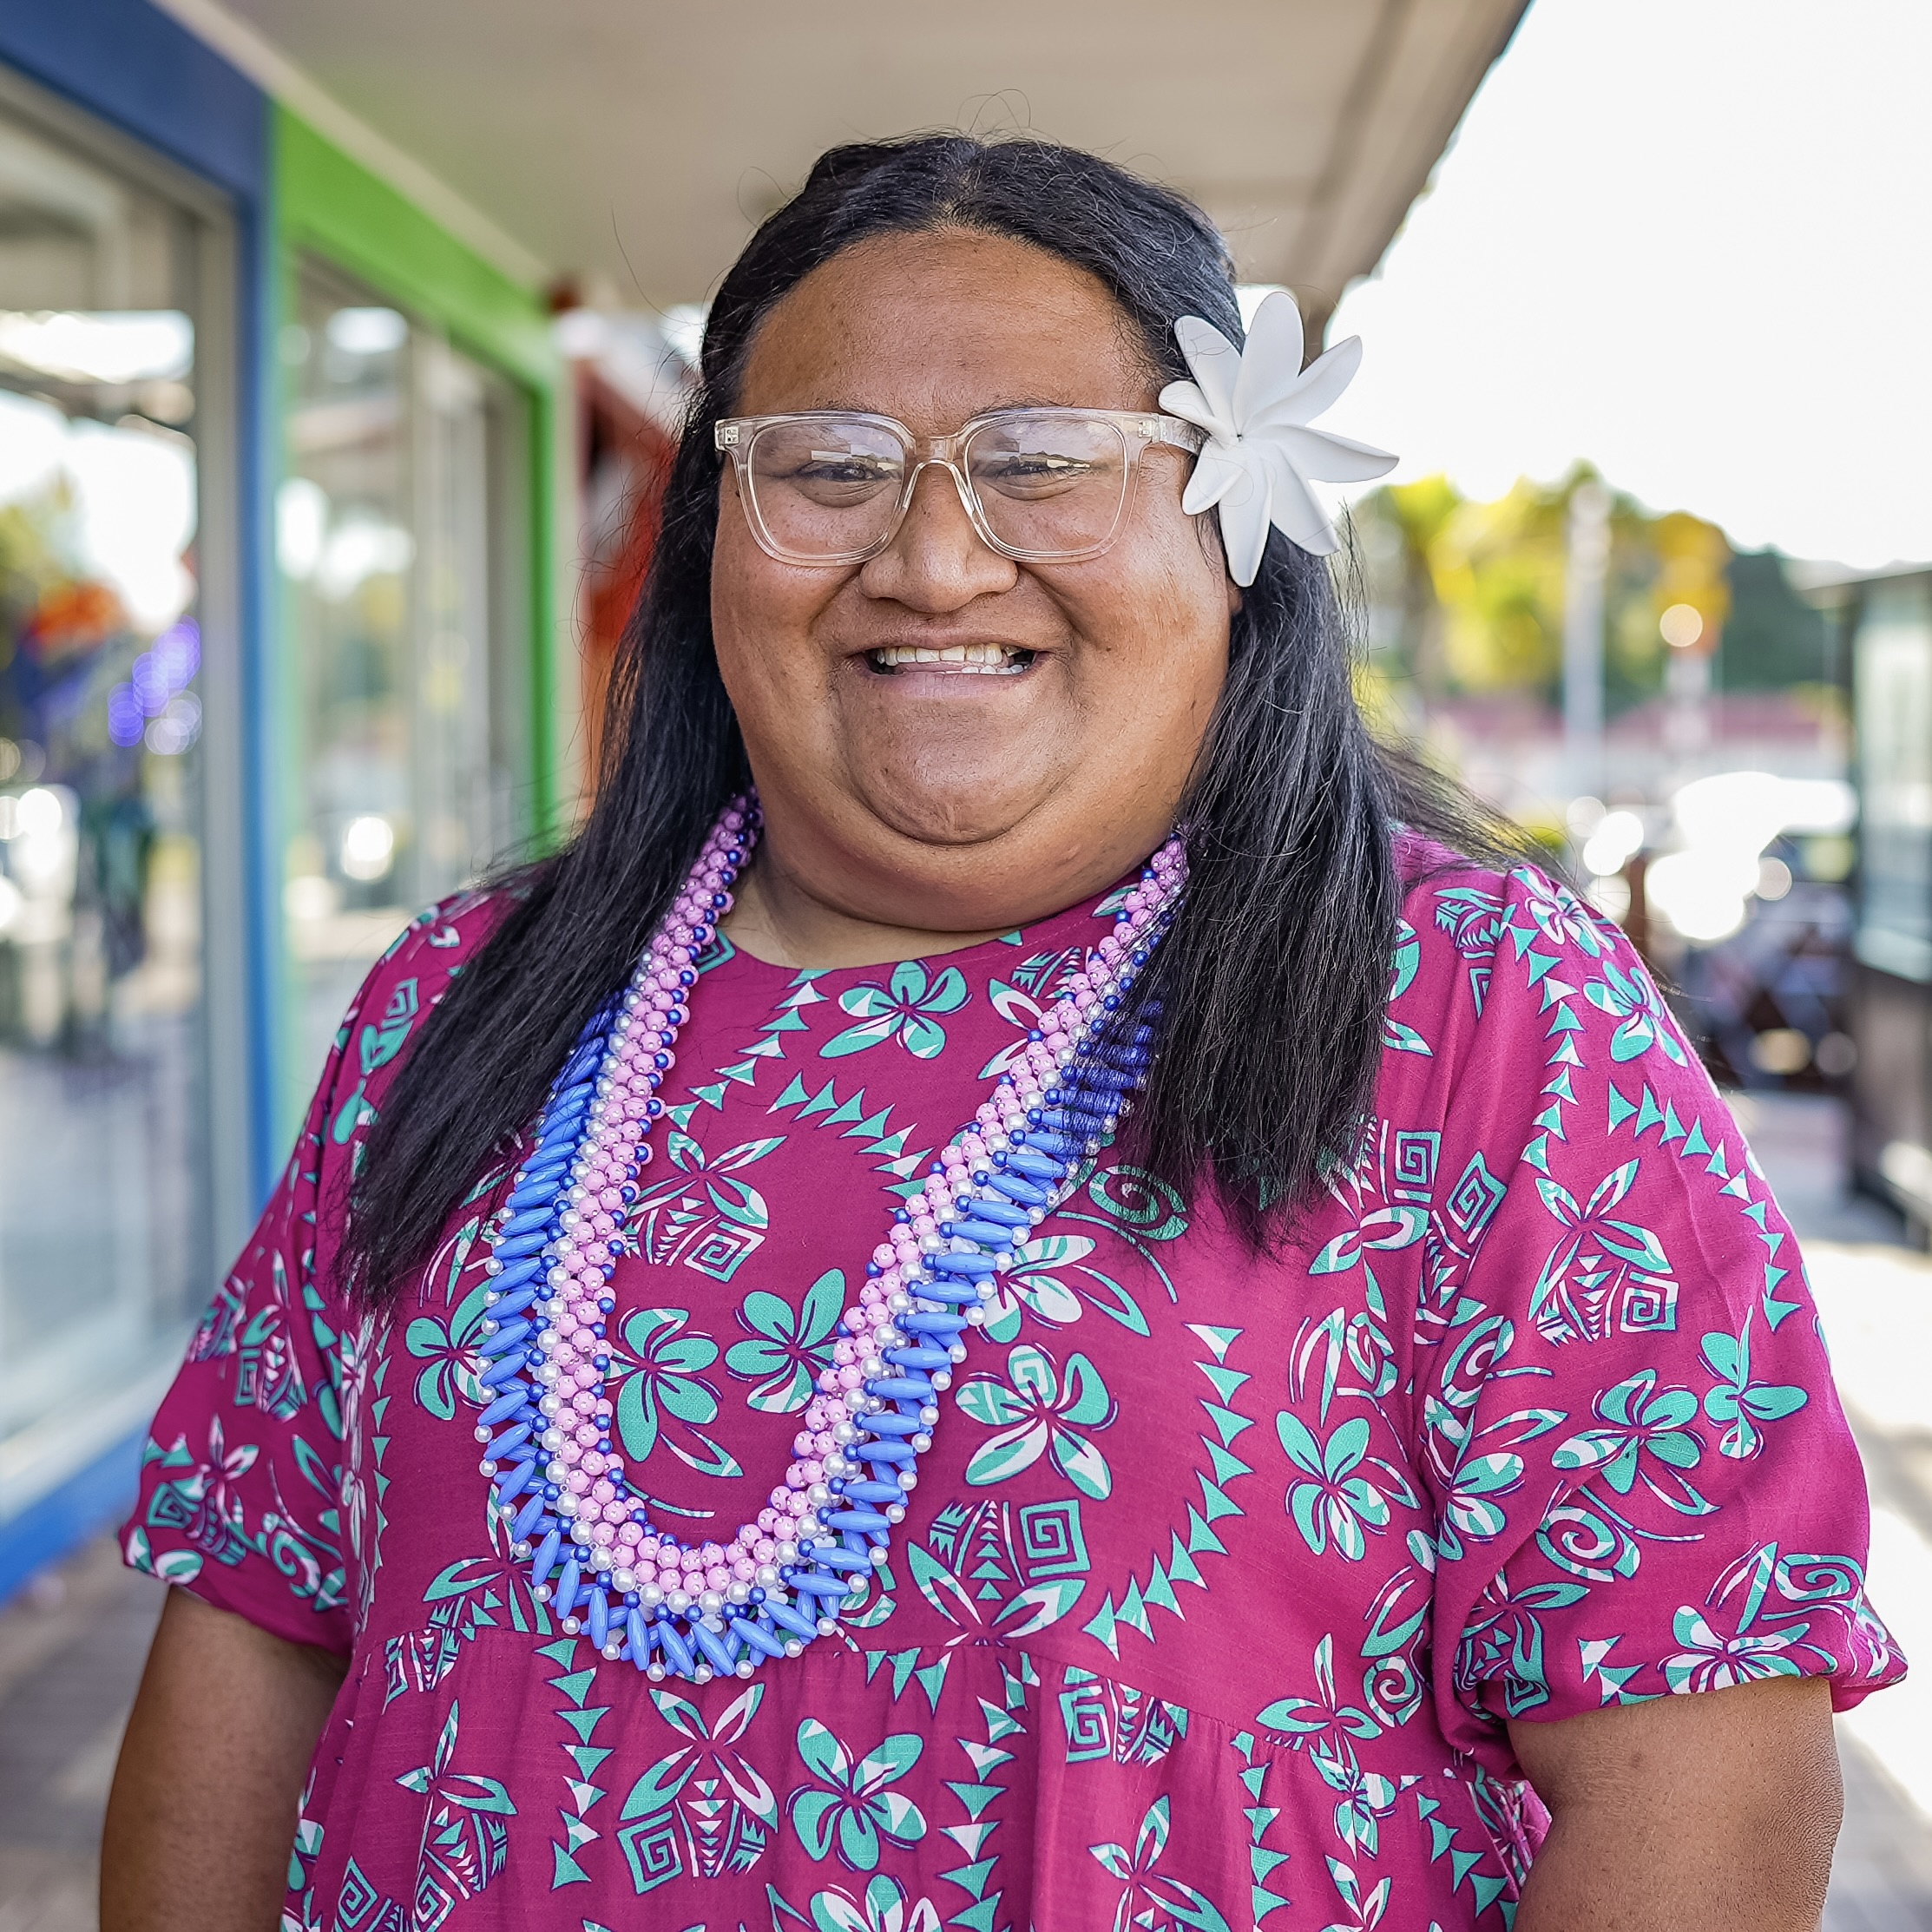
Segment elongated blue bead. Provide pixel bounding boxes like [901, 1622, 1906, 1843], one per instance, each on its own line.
[493, 1461, 536, 1506]
[494, 1231, 550, 1261]
[627, 1608, 652, 1669]
[479, 1353, 525, 1389]
[554, 1558, 582, 1619]
[963, 1198, 1030, 1228]
[764, 1599, 818, 1640]
[986, 1173, 1049, 1206]
[1069, 1061, 1139, 1088]
[733, 1618, 786, 1660]
[884, 1345, 950, 1369]
[843, 1480, 904, 1504]
[531, 1528, 562, 1583]
[491, 1257, 543, 1292]
[870, 1376, 933, 1401]
[588, 1590, 609, 1647]
[512, 1494, 548, 1542]
[1002, 1147, 1061, 1180]
[478, 1389, 527, 1429]
[479, 1319, 531, 1357]
[506, 1180, 561, 1212]
[854, 1440, 913, 1465]
[912, 1281, 980, 1305]
[900, 1311, 969, 1334]
[1018, 1131, 1081, 1161]
[487, 1423, 532, 1459]
[692, 1623, 735, 1674]
[791, 1570, 856, 1596]
[499, 1207, 555, 1239]
[657, 1620, 696, 1676]
[489, 1285, 538, 1320]
[946, 1218, 1015, 1246]
[930, 1251, 994, 1279]
[562, 1043, 602, 1087]
[826, 1508, 891, 1534]
[861, 1412, 922, 1437]
[512, 1160, 569, 1197]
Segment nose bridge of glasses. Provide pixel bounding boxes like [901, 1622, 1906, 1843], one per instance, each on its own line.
[899, 449, 980, 523]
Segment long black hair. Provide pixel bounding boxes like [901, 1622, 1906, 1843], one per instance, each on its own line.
[339, 133, 1525, 1305]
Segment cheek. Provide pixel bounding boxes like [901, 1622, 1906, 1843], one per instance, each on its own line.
[710, 518, 835, 709]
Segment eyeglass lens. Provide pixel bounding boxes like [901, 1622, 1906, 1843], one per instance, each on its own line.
[744, 414, 1132, 560]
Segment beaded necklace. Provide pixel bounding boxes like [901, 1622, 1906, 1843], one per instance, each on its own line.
[472, 798, 1185, 1683]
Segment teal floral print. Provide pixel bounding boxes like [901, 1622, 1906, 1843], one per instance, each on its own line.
[124, 863, 1901, 1932]
[787, 1721, 926, 1870]
[1699, 1315, 1809, 1458]
[618, 1685, 778, 1888]
[821, 961, 969, 1060]
[956, 1342, 1117, 1499]
[726, 1268, 844, 1412]
[1277, 1414, 1410, 1561]
[1088, 1796, 1232, 1932]
[405, 1284, 492, 1420]
[1585, 957, 1688, 1064]
[771, 1874, 943, 1932]
[610, 1306, 740, 1477]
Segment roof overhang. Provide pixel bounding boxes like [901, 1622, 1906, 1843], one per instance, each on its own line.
[168, 0, 1527, 325]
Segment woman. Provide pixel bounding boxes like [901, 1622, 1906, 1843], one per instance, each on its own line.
[103, 135, 1897, 1931]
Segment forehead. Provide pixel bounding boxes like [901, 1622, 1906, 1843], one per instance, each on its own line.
[733, 228, 1158, 429]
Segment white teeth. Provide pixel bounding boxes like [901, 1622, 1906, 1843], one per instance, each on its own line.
[870, 643, 1028, 674]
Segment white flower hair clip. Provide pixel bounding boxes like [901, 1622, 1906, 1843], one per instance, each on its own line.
[1160, 289, 1397, 585]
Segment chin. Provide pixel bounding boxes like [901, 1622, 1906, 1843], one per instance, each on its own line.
[854, 779, 1048, 851]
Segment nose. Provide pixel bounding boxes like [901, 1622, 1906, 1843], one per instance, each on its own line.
[858, 458, 1018, 611]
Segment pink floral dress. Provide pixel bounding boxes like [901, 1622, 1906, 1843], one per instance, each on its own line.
[125, 851, 1902, 1931]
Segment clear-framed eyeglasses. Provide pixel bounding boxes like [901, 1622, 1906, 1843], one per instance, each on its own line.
[713, 407, 1206, 567]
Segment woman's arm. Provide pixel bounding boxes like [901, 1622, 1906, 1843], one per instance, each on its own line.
[1510, 1674, 1842, 1932]
[102, 1588, 348, 1932]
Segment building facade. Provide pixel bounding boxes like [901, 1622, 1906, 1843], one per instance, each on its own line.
[0, 0, 571, 1596]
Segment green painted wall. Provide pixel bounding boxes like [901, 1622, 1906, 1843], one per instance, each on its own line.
[269, 108, 573, 1135]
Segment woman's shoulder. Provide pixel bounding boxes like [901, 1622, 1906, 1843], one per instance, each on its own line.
[1384, 828, 1649, 1070]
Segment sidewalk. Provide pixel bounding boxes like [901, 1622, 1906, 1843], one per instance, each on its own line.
[0, 1093, 1926, 1929]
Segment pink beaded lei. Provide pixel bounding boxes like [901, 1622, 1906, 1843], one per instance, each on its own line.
[470, 798, 1186, 1682]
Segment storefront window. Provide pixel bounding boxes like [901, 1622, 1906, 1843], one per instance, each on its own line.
[279, 261, 528, 1088]
[1855, 578, 1932, 982]
[0, 102, 216, 1479]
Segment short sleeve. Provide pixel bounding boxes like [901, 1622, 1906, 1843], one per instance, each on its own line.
[1410, 863, 1906, 1771]
[120, 892, 494, 1653]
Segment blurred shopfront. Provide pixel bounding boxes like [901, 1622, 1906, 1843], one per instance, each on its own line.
[1838, 569, 1932, 1226]
[0, 1, 569, 1597]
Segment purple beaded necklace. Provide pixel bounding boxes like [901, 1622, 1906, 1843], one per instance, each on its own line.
[471, 798, 1186, 1682]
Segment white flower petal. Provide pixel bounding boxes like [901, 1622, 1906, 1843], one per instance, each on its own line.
[1217, 460, 1273, 586]
[1251, 333, 1364, 430]
[1179, 443, 1248, 516]
[1157, 378, 1229, 439]
[1230, 290, 1308, 424]
[1258, 422, 1398, 484]
[1253, 442, 1339, 555]
[1172, 316, 1242, 430]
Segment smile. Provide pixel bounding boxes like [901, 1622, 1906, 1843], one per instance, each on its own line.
[865, 643, 1035, 675]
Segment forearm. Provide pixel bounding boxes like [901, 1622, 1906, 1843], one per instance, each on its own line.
[1510, 1676, 1841, 1932]
[102, 1588, 347, 1932]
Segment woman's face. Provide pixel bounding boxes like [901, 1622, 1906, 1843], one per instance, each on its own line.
[712, 227, 1236, 935]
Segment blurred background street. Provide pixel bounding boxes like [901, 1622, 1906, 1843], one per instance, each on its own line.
[1, 0, 1929, 1922]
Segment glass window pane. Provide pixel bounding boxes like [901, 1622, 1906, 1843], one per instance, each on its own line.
[280, 261, 528, 1089]
[0, 102, 213, 1461]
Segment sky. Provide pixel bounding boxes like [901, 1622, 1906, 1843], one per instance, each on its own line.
[1327, 0, 1932, 569]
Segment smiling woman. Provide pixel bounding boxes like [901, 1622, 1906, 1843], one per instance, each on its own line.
[103, 135, 1896, 1932]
